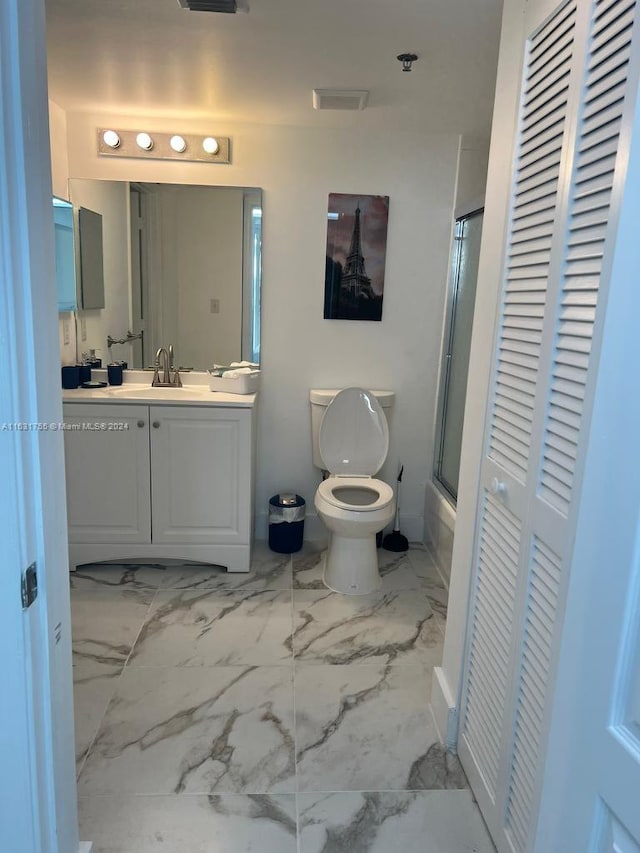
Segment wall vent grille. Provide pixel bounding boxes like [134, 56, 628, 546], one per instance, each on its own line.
[177, 0, 239, 12]
[312, 89, 369, 111]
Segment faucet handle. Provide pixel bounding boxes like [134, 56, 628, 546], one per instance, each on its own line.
[172, 367, 182, 388]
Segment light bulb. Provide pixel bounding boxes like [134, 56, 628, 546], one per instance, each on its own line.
[170, 135, 187, 153]
[202, 136, 219, 155]
[102, 130, 120, 149]
[136, 132, 154, 151]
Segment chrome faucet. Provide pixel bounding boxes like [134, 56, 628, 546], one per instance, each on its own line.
[152, 346, 182, 387]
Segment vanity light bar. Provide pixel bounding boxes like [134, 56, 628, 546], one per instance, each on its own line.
[97, 129, 231, 164]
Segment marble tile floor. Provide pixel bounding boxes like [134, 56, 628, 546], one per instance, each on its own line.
[72, 540, 495, 852]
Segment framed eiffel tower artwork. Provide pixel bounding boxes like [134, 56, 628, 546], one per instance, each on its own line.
[324, 193, 389, 321]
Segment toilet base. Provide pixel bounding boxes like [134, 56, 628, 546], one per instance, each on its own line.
[323, 533, 382, 595]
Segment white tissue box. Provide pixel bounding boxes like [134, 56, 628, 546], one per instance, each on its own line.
[208, 370, 260, 395]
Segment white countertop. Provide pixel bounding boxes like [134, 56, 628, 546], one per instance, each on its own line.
[61, 370, 257, 408]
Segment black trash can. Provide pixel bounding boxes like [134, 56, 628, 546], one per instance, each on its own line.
[268, 493, 305, 553]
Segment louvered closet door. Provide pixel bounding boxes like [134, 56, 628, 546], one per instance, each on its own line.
[457, 0, 640, 851]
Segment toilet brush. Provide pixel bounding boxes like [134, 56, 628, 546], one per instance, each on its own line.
[382, 465, 409, 552]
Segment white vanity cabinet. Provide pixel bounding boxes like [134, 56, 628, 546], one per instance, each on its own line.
[63, 404, 151, 544]
[63, 400, 256, 572]
[149, 405, 251, 546]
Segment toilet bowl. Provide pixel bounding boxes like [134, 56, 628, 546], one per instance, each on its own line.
[312, 387, 395, 595]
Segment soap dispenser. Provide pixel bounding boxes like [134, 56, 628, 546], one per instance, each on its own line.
[86, 348, 102, 368]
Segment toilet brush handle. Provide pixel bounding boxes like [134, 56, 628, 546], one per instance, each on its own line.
[393, 502, 401, 532]
[393, 478, 401, 531]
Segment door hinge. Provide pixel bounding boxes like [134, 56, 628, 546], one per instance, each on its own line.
[21, 563, 38, 609]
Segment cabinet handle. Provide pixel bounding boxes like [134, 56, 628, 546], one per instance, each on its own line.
[137, 420, 145, 428]
[152, 421, 160, 429]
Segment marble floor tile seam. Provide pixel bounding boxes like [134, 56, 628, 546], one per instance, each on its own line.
[71, 577, 296, 593]
[69, 587, 158, 604]
[297, 786, 464, 795]
[116, 661, 297, 672]
[78, 785, 462, 799]
[76, 589, 160, 775]
[291, 638, 301, 808]
[292, 659, 439, 671]
[75, 657, 133, 780]
[122, 661, 298, 670]
[120, 588, 162, 670]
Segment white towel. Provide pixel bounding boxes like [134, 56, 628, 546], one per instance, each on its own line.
[222, 367, 255, 378]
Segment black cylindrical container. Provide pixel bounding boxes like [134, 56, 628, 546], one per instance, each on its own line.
[268, 493, 305, 553]
[61, 364, 80, 389]
[78, 363, 92, 384]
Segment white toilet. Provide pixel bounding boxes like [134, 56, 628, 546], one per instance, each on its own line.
[310, 387, 395, 595]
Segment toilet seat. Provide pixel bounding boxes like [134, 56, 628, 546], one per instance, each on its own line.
[317, 476, 394, 512]
[319, 387, 389, 476]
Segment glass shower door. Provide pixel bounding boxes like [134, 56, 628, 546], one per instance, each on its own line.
[435, 209, 484, 501]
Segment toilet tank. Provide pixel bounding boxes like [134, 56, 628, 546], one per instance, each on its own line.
[309, 388, 395, 470]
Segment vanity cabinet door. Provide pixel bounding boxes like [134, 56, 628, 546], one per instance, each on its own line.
[149, 405, 251, 545]
[63, 403, 151, 544]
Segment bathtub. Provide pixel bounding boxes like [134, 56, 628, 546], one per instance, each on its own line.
[424, 479, 456, 586]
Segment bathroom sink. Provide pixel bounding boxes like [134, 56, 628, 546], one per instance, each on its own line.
[109, 385, 204, 400]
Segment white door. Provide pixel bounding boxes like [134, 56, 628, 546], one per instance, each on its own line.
[0, 0, 78, 850]
[150, 405, 250, 545]
[64, 403, 151, 544]
[533, 44, 640, 848]
[457, 0, 640, 849]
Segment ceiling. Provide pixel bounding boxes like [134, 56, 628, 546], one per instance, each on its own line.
[45, 0, 502, 136]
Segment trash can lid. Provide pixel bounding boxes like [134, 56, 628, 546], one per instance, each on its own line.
[278, 493, 298, 506]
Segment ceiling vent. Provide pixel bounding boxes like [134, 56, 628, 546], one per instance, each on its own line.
[312, 89, 369, 111]
[177, 0, 249, 12]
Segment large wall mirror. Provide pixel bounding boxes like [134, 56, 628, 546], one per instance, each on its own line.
[68, 179, 262, 369]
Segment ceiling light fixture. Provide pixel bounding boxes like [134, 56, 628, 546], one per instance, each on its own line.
[397, 53, 418, 72]
[202, 136, 219, 155]
[136, 132, 154, 151]
[97, 129, 231, 163]
[102, 129, 121, 149]
[169, 135, 187, 153]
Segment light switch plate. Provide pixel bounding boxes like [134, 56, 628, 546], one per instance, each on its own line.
[80, 316, 87, 341]
[210, 298, 220, 314]
[62, 316, 70, 345]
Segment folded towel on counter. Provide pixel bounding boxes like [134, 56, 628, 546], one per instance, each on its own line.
[229, 360, 259, 369]
[221, 367, 258, 378]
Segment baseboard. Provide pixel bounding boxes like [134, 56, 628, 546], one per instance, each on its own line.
[431, 666, 459, 751]
[255, 511, 422, 544]
[78, 843, 93, 853]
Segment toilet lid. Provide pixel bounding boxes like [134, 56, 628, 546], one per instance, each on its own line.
[319, 387, 389, 476]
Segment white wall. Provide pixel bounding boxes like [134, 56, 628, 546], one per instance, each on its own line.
[49, 100, 68, 200]
[62, 113, 460, 540]
[69, 178, 133, 367]
[156, 184, 244, 367]
[431, 0, 526, 746]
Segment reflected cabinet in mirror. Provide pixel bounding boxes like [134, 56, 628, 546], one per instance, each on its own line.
[68, 179, 262, 369]
[54, 197, 106, 312]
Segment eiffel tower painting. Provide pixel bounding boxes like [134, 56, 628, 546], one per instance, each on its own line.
[324, 193, 389, 321]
